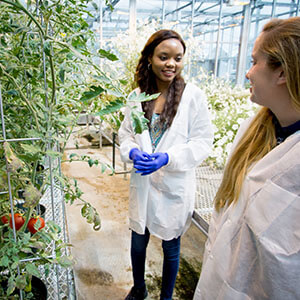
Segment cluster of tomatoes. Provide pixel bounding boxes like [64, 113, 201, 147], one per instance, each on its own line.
[1, 213, 45, 234]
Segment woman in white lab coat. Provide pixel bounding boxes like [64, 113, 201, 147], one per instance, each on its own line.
[194, 17, 300, 300]
[119, 30, 213, 300]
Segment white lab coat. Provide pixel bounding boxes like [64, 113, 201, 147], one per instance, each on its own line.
[194, 118, 300, 300]
[118, 83, 214, 241]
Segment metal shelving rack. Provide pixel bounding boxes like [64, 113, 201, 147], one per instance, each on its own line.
[193, 164, 223, 235]
[0, 85, 76, 299]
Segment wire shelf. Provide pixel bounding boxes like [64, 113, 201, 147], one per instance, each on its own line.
[39, 183, 76, 300]
[195, 165, 223, 225]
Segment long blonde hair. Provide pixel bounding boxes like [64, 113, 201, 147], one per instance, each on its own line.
[215, 17, 300, 211]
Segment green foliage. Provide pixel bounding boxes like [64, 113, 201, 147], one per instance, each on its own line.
[0, 0, 141, 297]
[0, 221, 72, 298]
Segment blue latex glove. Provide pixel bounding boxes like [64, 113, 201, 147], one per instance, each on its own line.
[134, 152, 169, 176]
[129, 148, 151, 164]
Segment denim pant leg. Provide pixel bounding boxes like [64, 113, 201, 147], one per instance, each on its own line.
[131, 228, 150, 289]
[160, 236, 181, 300]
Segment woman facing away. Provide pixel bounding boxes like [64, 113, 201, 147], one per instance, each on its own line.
[194, 17, 300, 300]
[118, 29, 214, 300]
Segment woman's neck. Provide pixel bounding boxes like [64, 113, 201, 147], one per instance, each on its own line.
[156, 79, 171, 94]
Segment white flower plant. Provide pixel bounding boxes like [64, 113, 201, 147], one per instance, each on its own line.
[99, 21, 258, 168]
[191, 71, 257, 167]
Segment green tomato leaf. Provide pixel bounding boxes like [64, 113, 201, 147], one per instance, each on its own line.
[119, 79, 128, 85]
[95, 99, 124, 117]
[0, 255, 9, 267]
[57, 256, 73, 267]
[131, 110, 149, 134]
[79, 85, 104, 102]
[128, 91, 160, 102]
[98, 49, 118, 61]
[43, 41, 51, 56]
[15, 274, 27, 290]
[7, 277, 16, 296]
[88, 159, 94, 167]
[20, 144, 41, 155]
[69, 153, 78, 159]
[25, 263, 41, 277]
[46, 150, 62, 158]
[59, 67, 65, 84]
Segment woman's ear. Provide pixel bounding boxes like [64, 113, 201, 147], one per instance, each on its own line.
[277, 68, 286, 85]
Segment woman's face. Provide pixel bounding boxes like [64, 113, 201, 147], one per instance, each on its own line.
[246, 33, 282, 109]
[149, 38, 184, 85]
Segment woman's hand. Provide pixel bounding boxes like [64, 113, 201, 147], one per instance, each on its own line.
[134, 152, 169, 175]
[129, 148, 151, 164]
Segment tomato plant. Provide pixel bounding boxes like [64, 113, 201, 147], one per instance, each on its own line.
[9, 213, 25, 230]
[1, 215, 8, 224]
[27, 216, 45, 234]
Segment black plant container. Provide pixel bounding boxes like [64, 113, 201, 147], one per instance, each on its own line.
[0, 276, 47, 300]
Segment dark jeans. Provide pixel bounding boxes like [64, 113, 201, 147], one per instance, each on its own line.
[131, 228, 181, 300]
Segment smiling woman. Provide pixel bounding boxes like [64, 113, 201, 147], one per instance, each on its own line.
[193, 17, 300, 300]
[149, 38, 184, 86]
[118, 29, 214, 300]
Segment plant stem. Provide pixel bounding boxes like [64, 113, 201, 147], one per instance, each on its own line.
[0, 0, 45, 38]
[20, 206, 33, 233]
[0, 67, 41, 131]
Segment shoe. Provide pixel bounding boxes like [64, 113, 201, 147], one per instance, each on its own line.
[124, 286, 148, 300]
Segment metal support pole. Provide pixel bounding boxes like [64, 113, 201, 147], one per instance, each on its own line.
[0, 84, 23, 300]
[227, 22, 234, 77]
[191, 0, 195, 36]
[99, 0, 103, 49]
[214, 0, 223, 76]
[187, 0, 195, 78]
[162, 0, 166, 25]
[236, 3, 251, 86]
[271, 0, 277, 18]
[176, 0, 181, 22]
[112, 132, 116, 170]
[129, 0, 136, 35]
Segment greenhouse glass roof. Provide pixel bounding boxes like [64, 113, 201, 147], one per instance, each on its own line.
[89, 0, 300, 84]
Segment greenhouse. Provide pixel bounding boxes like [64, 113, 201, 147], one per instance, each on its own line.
[1, 0, 300, 299]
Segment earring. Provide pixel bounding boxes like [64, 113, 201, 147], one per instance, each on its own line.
[148, 63, 151, 70]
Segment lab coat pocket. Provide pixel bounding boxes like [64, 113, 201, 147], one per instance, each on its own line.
[129, 172, 148, 222]
[245, 179, 300, 255]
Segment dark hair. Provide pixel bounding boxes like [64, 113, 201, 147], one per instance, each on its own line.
[135, 29, 186, 128]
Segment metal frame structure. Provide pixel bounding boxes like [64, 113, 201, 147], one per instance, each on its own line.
[0, 1, 76, 295]
[0, 84, 75, 299]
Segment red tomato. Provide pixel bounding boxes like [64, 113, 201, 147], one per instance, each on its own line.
[9, 213, 25, 230]
[1, 215, 9, 224]
[27, 216, 45, 234]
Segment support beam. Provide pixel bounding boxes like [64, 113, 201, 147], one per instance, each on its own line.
[129, 0, 136, 34]
[162, 0, 166, 24]
[214, 0, 223, 76]
[271, 0, 277, 18]
[236, 3, 251, 86]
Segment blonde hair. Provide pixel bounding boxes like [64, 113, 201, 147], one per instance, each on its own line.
[215, 17, 300, 211]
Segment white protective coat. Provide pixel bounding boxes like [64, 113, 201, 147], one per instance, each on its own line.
[194, 118, 300, 300]
[118, 83, 214, 241]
